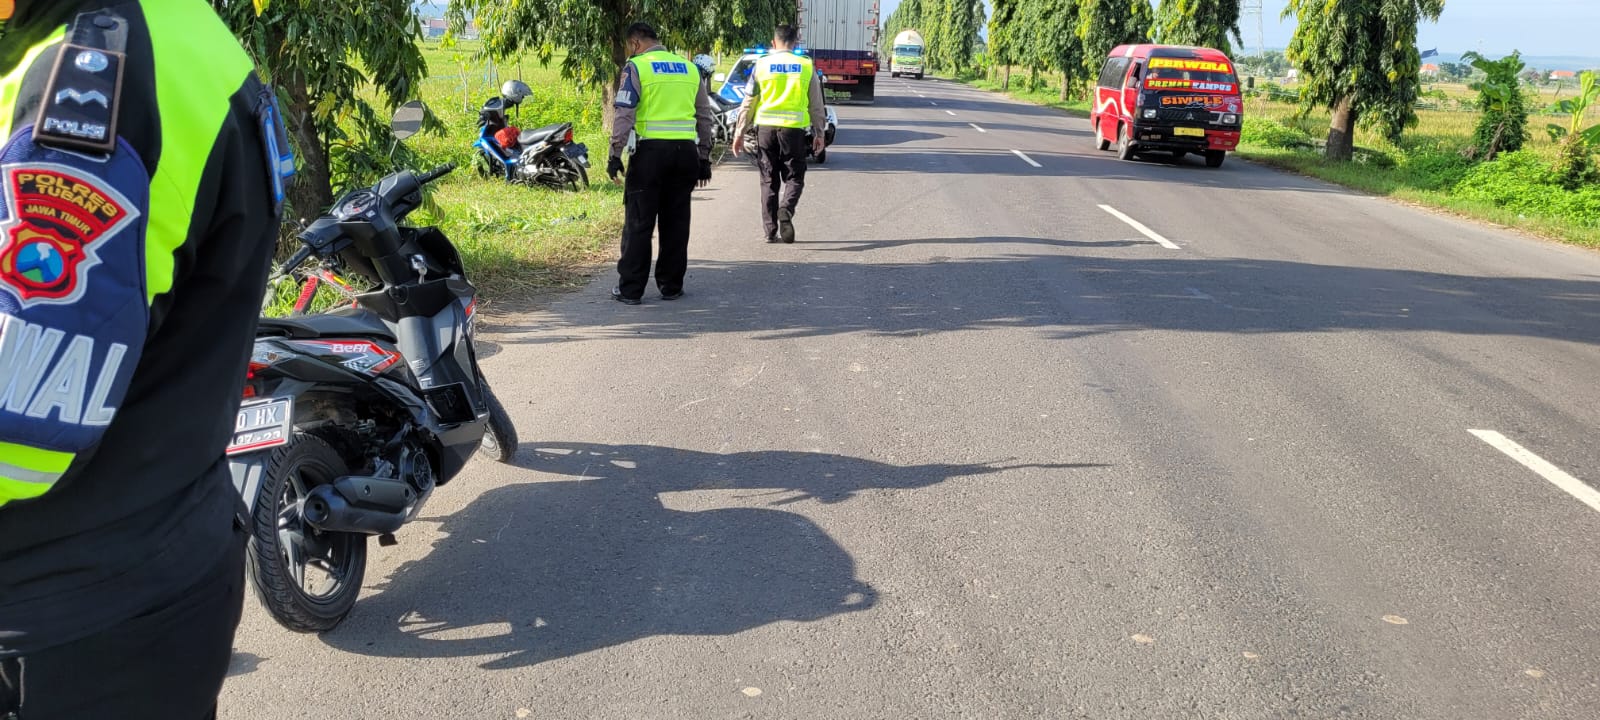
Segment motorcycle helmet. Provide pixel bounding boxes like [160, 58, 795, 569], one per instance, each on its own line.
[501, 79, 533, 107]
[692, 54, 716, 78]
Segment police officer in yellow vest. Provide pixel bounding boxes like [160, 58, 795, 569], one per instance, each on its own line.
[0, 0, 284, 716]
[731, 24, 826, 244]
[607, 22, 714, 305]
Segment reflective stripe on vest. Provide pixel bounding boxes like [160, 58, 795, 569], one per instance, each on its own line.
[629, 50, 699, 141]
[754, 53, 813, 129]
[0, 440, 73, 504]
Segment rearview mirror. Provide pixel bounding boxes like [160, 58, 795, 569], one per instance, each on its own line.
[391, 100, 427, 140]
[713, 72, 727, 82]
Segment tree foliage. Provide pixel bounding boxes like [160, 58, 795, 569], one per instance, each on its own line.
[1029, 0, 1090, 98]
[1077, 0, 1152, 80]
[986, 0, 1020, 87]
[450, 0, 793, 119]
[1463, 50, 1529, 160]
[212, 0, 429, 217]
[1283, 0, 1444, 161]
[1151, 0, 1242, 54]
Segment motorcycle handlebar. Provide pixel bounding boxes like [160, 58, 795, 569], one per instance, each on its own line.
[279, 245, 314, 276]
[415, 163, 456, 185]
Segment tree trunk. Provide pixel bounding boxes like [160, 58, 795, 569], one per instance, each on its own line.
[1326, 95, 1357, 162]
[601, 36, 628, 141]
[1002, 64, 1011, 91]
[282, 71, 333, 227]
[1060, 71, 1070, 101]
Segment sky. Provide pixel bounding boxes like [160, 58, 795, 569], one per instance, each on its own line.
[878, 0, 1600, 60]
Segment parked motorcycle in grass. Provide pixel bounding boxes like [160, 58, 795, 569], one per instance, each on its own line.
[472, 80, 590, 190]
[230, 105, 518, 633]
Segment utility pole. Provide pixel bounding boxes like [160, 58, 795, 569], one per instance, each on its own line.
[1240, 0, 1266, 56]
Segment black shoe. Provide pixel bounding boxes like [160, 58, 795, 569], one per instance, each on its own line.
[660, 289, 684, 301]
[611, 287, 642, 305]
[765, 236, 782, 244]
[778, 208, 796, 243]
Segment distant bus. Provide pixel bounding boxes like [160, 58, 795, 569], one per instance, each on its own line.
[891, 29, 924, 79]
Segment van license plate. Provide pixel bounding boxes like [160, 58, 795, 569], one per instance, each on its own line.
[228, 398, 292, 455]
[1174, 127, 1206, 138]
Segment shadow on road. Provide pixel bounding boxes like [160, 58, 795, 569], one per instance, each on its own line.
[320, 443, 1097, 668]
[484, 251, 1600, 347]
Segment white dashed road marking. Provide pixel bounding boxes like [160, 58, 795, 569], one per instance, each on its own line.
[1097, 204, 1180, 249]
[1469, 430, 1600, 514]
[1010, 149, 1043, 168]
[970, 123, 986, 133]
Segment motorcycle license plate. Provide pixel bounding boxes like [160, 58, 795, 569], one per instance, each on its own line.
[563, 143, 590, 167]
[1174, 127, 1206, 138]
[227, 398, 293, 455]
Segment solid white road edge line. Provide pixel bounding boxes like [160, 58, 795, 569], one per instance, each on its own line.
[1469, 429, 1600, 514]
[1010, 149, 1043, 168]
[970, 123, 986, 133]
[1097, 204, 1180, 249]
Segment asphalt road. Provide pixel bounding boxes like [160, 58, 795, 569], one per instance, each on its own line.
[221, 77, 1600, 719]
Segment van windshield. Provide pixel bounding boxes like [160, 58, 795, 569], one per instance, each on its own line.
[1142, 57, 1239, 92]
[894, 45, 923, 57]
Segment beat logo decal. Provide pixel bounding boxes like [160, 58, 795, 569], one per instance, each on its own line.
[0, 164, 139, 307]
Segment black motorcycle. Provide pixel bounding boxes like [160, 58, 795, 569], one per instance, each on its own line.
[228, 139, 517, 631]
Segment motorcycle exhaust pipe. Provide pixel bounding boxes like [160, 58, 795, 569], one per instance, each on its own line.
[301, 476, 413, 535]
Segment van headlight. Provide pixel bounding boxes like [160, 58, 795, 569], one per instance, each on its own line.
[1222, 113, 1239, 125]
[1142, 108, 1157, 119]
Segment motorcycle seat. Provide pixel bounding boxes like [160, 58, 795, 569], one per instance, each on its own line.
[258, 308, 396, 342]
[519, 123, 570, 146]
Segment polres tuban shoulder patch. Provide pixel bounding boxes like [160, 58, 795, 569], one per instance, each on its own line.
[0, 163, 139, 308]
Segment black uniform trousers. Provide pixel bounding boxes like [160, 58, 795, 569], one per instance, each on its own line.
[1, 529, 245, 720]
[617, 139, 701, 300]
[757, 126, 809, 240]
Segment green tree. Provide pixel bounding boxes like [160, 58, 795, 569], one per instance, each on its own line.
[1283, 0, 1444, 161]
[1151, 0, 1242, 53]
[450, 0, 794, 131]
[987, 0, 1019, 88]
[1463, 50, 1530, 160]
[922, 0, 981, 74]
[1027, 0, 1089, 100]
[1078, 0, 1153, 80]
[1439, 61, 1469, 81]
[1545, 70, 1600, 188]
[212, 0, 429, 217]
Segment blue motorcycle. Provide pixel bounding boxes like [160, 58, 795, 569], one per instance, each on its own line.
[473, 80, 591, 190]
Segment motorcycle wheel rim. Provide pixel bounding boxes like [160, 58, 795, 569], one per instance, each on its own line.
[277, 462, 359, 604]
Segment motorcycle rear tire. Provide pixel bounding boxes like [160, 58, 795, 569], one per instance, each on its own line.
[245, 434, 368, 633]
[478, 383, 519, 463]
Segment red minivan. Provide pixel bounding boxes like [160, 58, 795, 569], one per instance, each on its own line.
[1090, 44, 1243, 168]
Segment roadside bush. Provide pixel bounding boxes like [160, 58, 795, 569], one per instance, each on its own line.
[1395, 147, 1476, 191]
[1454, 150, 1600, 227]
[1242, 116, 1313, 148]
[1464, 51, 1531, 160]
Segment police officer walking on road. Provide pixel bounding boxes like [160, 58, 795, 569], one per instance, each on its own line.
[607, 22, 715, 305]
[1, 0, 286, 717]
[731, 23, 826, 244]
